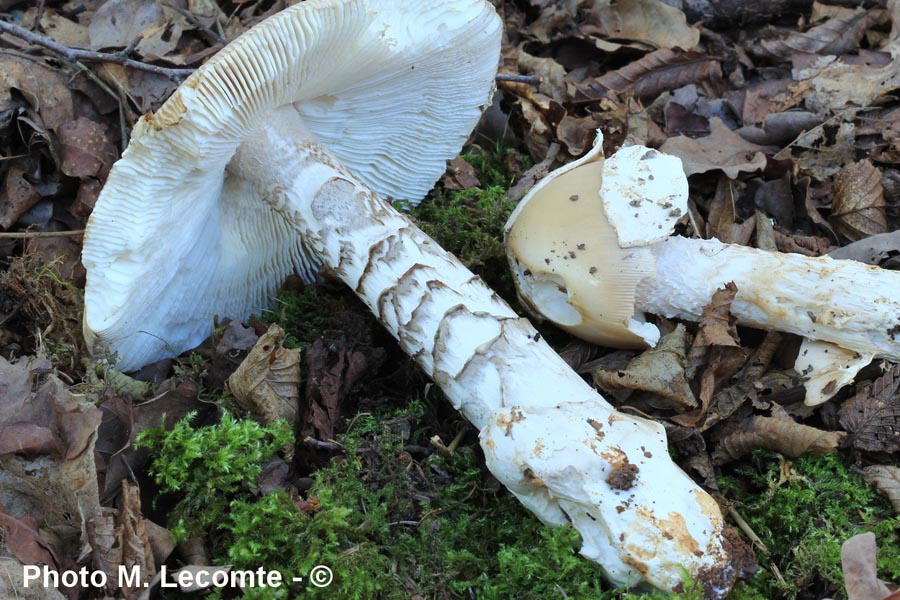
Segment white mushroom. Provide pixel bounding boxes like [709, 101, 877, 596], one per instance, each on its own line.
[505, 133, 900, 404]
[82, 1, 739, 594]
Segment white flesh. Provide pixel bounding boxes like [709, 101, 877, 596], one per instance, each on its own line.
[228, 107, 735, 596]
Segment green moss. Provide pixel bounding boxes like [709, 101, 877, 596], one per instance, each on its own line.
[411, 148, 521, 300]
[719, 452, 900, 599]
[137, 402, 728, 599]
[262, 286, 340, 349]
[136, 411, 293, 542]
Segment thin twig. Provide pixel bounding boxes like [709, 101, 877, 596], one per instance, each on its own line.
[0, 20, 193, 80]
[0, 229, 85, 239]
[496, 73, 541, 85]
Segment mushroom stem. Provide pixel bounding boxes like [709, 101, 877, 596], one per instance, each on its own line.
[228, 109, 738, 596]
[636, 236, 900, 361]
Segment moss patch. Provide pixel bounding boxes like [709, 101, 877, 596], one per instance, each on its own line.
[721, 452, 900, 599]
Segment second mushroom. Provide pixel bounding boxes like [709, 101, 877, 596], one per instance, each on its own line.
[505, 133, 900, 405]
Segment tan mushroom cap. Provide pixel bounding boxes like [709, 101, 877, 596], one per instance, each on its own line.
[82, 0, 502, 370]
[505, 135, 689, 348]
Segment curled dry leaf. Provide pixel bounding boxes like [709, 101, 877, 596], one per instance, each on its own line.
[591, 324, 697, 412]
[226, 324, 301, 426]
[577, 48, 722, 101]
[676, 284, 749, 426]
[862, 465, 900, 514]
[839, 364, 900, 453]
[118, 482, 156, 597]
[659, 118, 770, 178]
[832, 159, 888, 242]
[712, 415, 846, 464]
[840, 532, 898, 600]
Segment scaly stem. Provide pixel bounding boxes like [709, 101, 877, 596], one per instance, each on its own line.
[227, 107, 741, 596]
[636, 236, 900, 360]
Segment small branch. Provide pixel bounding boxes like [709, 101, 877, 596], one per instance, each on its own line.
[0, 229, 85, 239]
[496, 73, 541, 85]
[0, 20, 193, 80]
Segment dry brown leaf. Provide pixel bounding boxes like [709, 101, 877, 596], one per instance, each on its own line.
[58, 118, 118, 180]
[592, 324, 697, 412]
[227, 324, 301, 426]
[119, 482, 156, 598]
[88, 0, 167, 51]
[302, 339, 369, 441]
[441, 156, 481, 191]
[805, 54, 900, 113]
[215, 319, 259, 356]
[840, 532, 898, 600]
[660, 118, 770, 178]
[706, 177, 755, 245]
[712, 415, 846, 464]
[0, 54, 74, 131]
[578, 49, 722, 101]
[674, 284, 749, 426]
[839, 365, 900, 453]
[585, 0, 699, 51]
[556, 115, 596, 156]
[862, 465, 900, 513]
[698, 333, 792, 431]
[829, 230, 900, 265]
[29, 8, 90, 47]
[752, 9, 870, 60]
[690, 283, 741, 354]
[832, 159, 888, 242]
[0, 554, 67, 599]
[517, 49, 568, 103]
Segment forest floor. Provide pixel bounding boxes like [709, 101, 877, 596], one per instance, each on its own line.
[1, 1, 899, 599]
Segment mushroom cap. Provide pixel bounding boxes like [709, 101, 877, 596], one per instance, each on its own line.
[82, 0, 502, 370]
[504, 135, 688, 348]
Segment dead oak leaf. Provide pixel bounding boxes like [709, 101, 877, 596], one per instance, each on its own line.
[660, 118, 770, 178]
[0, 54, 74, 131]
[839, 365, 900, 453]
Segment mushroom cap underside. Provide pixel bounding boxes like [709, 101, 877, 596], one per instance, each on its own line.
[82, 0, 502, 370]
